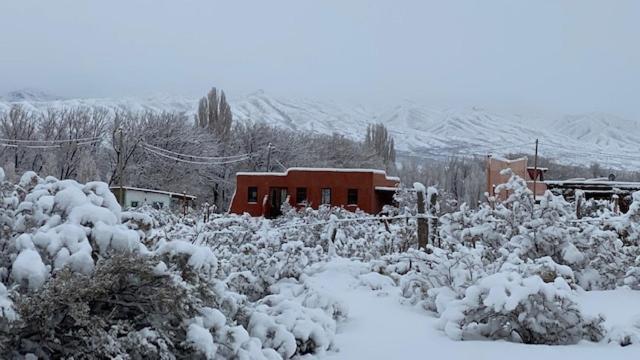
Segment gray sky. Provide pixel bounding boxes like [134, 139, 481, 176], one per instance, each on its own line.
[1, 0, 638, 117]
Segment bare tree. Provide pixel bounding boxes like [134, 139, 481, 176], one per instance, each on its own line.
[106, 110, 145, 186]
[39, 107, 108, 180]
[0, 105, 39, 174]
[136, 112, 219, 197]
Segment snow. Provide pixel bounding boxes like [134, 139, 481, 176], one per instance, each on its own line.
[4, 90, 640, 168]
[108, 185, 197, 200]
[200, 307, 227, 331]
[578, 288, 640, 331]
[302, 259, 640, 360]
[357, 272, 395, 290]
[0, 282, 17, 320]
[53, 186, 88, 214]
[68, 203, 118, 226]
[11, 249, 48, 290]
[156, 240, 218, 273]
[18, 171, 40, 189]
[237, 167, 399, 181]
[187, 323, 218, 359]
[2, 167, 640, 357]
[85, 182, 123, 215]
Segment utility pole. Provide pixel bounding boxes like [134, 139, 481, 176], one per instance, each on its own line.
[117, 127, 125, 206]
[533, 139, 539, 202]
[486, 154, 492, 197]
[265, 143, 273, 172]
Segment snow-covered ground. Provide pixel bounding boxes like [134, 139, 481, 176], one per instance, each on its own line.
[308, 259, 640, 360]
[2, 171, 640, 358]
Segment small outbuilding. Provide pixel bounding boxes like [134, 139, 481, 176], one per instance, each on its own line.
[486, 157, 548, 200]
[110, 186, 196, 210]
[229, 167, 400, 217]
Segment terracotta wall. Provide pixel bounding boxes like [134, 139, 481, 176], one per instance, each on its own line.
[487, 157, 547, 200]
[230, 169, 399, 216]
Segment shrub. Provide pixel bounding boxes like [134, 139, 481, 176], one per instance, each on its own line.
[440, 271, 605, 345]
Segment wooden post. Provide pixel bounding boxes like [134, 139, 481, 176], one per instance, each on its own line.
[428, 191, 439, 247]
[576, 192, 582, 219]
[182, 191, 187, 217]
[203, 202, 210, 222]
[613, 194, 620, 215]
[327, 218, 338, 258]
[416, 190, 428, 250]
[383, 218, 391, 233]
[117, 127, 125, 206]
[533, 138, 539, 202]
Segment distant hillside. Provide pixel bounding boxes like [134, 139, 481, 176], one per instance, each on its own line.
[1, 89, 638, 169]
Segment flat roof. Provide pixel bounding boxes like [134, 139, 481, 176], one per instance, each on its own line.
[236, 167, 400, 181]
[546, 180, 640, 187]
[236, 167, 400, 182]
[109, 186, 197, 199]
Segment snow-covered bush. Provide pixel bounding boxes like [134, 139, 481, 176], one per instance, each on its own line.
[606, 319, 640, 347]
[4, 174, 147, 293]
[440, 271, 605, 344]
[0, 170, 354, 359]
[624, 255, 640, 290]
[372, 246, 485, 312]
[3, 164, 639, 355]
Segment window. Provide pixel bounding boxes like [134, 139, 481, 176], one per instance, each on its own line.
[152, 201, 164, 209]
[130, 201, 139, 207]
[248, 187, 258, 203]
[321, 188, 331, 205]
[347, 189, 358, 205]
[296, 187, 307, 204]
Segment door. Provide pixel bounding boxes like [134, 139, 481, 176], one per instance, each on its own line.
[268, 187, 288, 218]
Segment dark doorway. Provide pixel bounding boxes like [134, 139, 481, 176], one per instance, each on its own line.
[268, 187, 288, 218]
[375, 190, 396, 213]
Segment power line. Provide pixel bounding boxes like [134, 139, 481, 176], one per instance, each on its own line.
[143, 145, 251, 165]
[0, 138, 102, 149]
[142, 142, 255, 160]
[0, 135, 103, 144]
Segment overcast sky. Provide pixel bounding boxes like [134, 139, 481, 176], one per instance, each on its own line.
[1, 0, 638, 117]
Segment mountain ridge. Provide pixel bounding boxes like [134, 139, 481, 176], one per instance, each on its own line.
[1, 89, 638, 169]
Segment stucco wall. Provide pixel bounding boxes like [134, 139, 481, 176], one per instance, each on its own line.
[488, 157, 547, 199]
[125, 190, 171, 209]
[230, 169, 399, 216]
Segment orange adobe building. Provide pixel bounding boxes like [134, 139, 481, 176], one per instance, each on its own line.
[229, 168, 400, 217]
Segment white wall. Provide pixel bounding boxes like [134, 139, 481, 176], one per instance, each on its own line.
[125, 190, 171, 209]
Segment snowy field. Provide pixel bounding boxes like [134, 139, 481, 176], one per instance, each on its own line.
[310, 259, 640, 360]
[1, 170, 640, 358]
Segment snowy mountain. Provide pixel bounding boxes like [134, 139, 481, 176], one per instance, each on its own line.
[230, 92, 640, 168]
[0, 88, 63, 102]
[1, 89, 638, 168]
